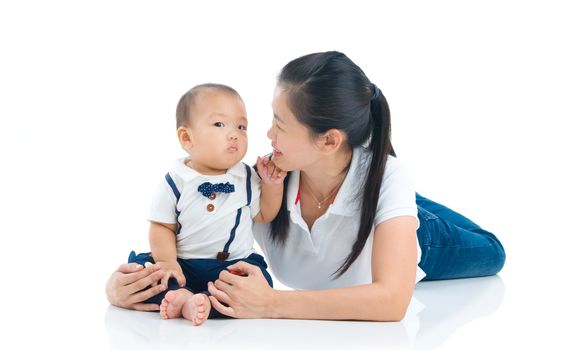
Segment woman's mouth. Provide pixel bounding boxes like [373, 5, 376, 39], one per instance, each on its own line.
[272, 147, 283, 157]
[227, 145, 239, 153]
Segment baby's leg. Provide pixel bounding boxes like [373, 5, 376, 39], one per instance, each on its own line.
[160, 289, 212, 326]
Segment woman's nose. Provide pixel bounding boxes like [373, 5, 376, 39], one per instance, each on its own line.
[266, 125, 274, 140]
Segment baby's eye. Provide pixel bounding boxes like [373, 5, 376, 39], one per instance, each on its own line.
[239, 125, 247, 131]
[214, 122, 225, 127]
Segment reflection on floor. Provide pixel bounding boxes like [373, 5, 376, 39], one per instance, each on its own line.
[413, 275, 505, 349]
[104, 275, 505, 350]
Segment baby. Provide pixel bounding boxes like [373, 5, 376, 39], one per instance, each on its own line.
[128, 83, 286, 325]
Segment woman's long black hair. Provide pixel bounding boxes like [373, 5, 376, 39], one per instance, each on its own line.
[269, 51, 394, 277]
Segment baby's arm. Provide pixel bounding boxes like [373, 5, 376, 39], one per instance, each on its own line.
[149, 221, 186, 287]
[253, 156, 287, 224]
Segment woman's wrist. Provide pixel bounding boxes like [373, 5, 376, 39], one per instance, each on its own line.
[267, 289, 284, 318]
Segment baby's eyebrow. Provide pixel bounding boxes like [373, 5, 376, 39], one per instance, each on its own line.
[209, 113, 228, 119]
[209, 113, 247, 124]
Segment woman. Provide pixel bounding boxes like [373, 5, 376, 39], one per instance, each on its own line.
[106, 51, 505, 321]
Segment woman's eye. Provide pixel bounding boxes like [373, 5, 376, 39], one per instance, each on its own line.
[239, 125, 247, 131]
[214, 122, 225, 127]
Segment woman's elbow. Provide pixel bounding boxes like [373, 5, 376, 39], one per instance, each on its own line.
[369, 289, 411, 322]
[370, 305, 407, 322]
[390, 290, 413, 321]
[388, 304, 409, 322]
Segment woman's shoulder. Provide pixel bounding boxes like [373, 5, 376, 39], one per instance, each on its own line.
[384, 155, 409, 177]
[356, 147, 414, 193]
[375, 155, 417, 224]
[383, 155, 414, 189]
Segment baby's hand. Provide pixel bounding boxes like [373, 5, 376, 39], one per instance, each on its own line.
[155, 260, 186, 288]
[256, 155, 287, 185]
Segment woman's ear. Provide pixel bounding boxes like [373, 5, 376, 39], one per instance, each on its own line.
[177, 127, 193, 151]
[318, 129, 345, 154]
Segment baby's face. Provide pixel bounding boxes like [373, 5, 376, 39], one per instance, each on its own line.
[182, 89, 248, 174]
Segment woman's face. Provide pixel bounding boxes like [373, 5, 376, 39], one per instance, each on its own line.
[267, 85, 321, 172]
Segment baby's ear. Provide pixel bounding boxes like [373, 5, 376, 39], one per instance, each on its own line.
[177, 127, 193, 150]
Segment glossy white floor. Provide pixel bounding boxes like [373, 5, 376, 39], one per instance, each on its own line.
[2, 1, 566, 349]
[10, 260, 565, 350]
[101, 275, 507, 350]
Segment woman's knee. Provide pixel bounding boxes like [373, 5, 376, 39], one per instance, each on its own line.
[491, 238, 506, 274]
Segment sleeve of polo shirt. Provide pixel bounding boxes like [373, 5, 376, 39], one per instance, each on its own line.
[249, 168, 261, 218]
[374, 157, 419, 228]
[147, 178, 178, 225]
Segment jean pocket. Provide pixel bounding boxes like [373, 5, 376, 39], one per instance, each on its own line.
[418, 208, 439, 221]
[417, 208, 455, 248]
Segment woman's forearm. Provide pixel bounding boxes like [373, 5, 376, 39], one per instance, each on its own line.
[270, 283, 411, 321]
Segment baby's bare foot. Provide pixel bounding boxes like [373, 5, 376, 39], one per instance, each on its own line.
[160, 289, 193, 320]
[182, 293, 211, 326]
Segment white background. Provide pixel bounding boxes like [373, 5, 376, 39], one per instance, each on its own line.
[1, 0, 566, 349]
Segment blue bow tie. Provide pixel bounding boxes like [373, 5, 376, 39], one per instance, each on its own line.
[197, 182, 235, 198]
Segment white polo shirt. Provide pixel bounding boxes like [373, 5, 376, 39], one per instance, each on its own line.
[148, 158, 261, 260]
[253, 147, 426, 290]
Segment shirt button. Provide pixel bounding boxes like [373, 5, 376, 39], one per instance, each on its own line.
[207, 204, 215, 212]
[209, 192, 216, 200]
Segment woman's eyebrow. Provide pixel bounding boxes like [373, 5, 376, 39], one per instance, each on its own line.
[273, 113, 286, 124]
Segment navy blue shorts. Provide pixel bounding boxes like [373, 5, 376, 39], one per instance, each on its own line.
[128, 251, 273, 318]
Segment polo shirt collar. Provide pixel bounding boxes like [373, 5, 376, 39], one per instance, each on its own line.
[173, 157, 247, 182]
[286, 147, 368, 218]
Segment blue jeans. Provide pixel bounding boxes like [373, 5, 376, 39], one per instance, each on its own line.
[416, 193, 506, 281]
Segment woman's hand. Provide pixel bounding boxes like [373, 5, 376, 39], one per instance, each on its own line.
[207, 261, 276, 318]
[256, 155, 287, 185]
[105, 263, 166, 311]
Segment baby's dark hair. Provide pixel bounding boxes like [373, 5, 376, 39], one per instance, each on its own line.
[175, 83, 241, 128]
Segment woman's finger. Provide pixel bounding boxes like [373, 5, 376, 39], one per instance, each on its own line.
[227, 261, 258, 276]
[117, 263, 144, 273]
[209, 296, 236, 317]
[214, 278, 234, 292]
[130, 283, 166, 304]
[208, 281, 232, 304]
[132, 302, 160, 312]
[120, 264, 161, 286]
[218, 269, 242, 285]
[127, 269, 164, 295]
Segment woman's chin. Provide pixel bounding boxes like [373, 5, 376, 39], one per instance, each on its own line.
[272, 157, 292, 172]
